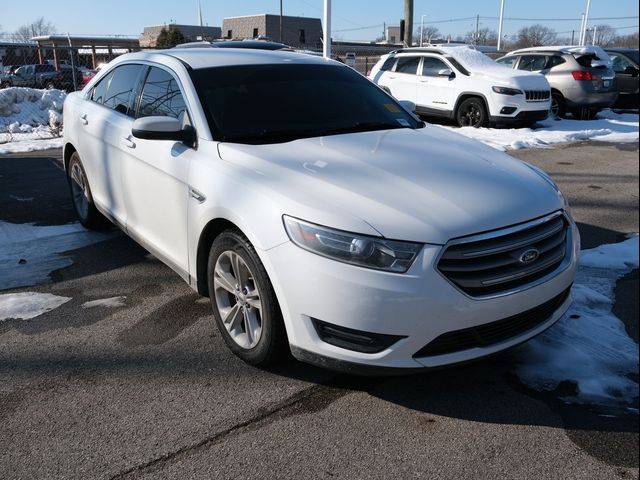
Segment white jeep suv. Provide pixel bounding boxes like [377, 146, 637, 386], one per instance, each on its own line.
[369, 45, 552, 128]
[63, 48, 577, 373]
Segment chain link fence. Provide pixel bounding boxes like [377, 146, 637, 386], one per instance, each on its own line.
[0, 87, 65, 145]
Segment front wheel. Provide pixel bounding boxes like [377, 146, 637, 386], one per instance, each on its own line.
[550, 93, 566, 118]
[456, 97, 488, 128]
[67, 152, 111, 230]
[207, 230, 287, 366]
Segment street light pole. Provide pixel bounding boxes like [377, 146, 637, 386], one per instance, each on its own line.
[280, 0, 283, 43]
[578, 13, 585, 45]
[581, 0, 592, 46]
[497, 0, 505, 51]
[323, 0, 331, 58]
[420, 14, 427, 47]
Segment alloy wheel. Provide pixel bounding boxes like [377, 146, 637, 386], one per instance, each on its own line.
[459, 104, 482, 127]
[213, 250, 263, 349]
[70, 163, 89, 219]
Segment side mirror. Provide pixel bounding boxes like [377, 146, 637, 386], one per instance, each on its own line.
[132, 116, 196, 147]
[438, 68, 454, 78]
[398, 100, 416, 113]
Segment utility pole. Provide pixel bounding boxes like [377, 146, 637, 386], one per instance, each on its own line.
[592, 25, 598, 45]
[497, 0, 505, 51]
[403, 0, 413, 47]
[323, 0, 331, 58]
[475, 14, 480, 45]
[197, 0, 203, 27]
[280, 0, 283, 43]
[420, 14, 427, 47]
[579, 13, 586, 45]
[581, 0, 592, 46]
[571, 30, 575, 45]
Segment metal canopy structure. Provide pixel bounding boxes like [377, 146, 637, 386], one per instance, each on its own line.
[31, 35, 140, 69]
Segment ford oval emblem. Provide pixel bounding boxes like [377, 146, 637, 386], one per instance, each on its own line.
[519, 248, 540, 265]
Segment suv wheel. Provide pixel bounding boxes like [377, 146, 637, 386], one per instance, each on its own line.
[207, 230, 287, 366]
[550, 93, 566, 118]
[572, 107, 599, 120]
[67, 152, 111, 230]
[456, 98, 488, 128]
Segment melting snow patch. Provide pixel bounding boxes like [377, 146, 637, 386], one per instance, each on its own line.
[514, 235, 639, 409]
[439, 110, 639, 151]
[0, 221, 113, 290]
[0, 292, 70, 321]
[0, 137, 63, 154]
[82, 296, 127, 309]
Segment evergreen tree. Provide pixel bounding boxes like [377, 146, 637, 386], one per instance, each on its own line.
[156, 25, 186, 48]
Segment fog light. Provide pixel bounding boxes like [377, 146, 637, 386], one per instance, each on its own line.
[500, 106, 517, 115]
[312, 318, 406, 353]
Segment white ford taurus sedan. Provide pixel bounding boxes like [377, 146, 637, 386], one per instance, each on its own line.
[63, 49, 579, 373]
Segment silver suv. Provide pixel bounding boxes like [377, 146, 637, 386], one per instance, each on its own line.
[497, 46, 617, 120]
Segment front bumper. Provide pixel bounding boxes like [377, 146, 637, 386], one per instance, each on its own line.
[261, 215, 580, 372]
[490, 109, 549, 125]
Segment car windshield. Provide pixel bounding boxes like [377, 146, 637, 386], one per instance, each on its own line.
[190, 63, 423, 145]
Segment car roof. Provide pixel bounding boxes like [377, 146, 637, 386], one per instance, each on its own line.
[114, 48, 333, 70]
[604, 47, 638, 53]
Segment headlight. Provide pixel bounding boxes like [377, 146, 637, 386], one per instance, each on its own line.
[492, 86, 523, 96]
[283, 216, 423, 273]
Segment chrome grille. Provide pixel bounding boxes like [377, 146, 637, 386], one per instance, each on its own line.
[437, 212, 570, 297]
[525, 90, 551, 102]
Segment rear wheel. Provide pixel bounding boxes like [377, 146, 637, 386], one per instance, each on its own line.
[550, 93, 566, 118]
[571, 107, 599, 120]
[456, 97, 488, 128]
[67, 152, 111, 230]
[207, 230, 287, 366]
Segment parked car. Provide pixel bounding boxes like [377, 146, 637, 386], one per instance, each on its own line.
[604, 48, 639, 110]
[497, 46, 617, 120]
[79, 67, 98, 86]
[0, 70, 12, 89]
[369, 46, 551, 128]
[63, 49, 578, 373]
[8, 63, 82, 91]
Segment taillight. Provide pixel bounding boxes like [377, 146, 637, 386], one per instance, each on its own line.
[571, 71, 594, 81]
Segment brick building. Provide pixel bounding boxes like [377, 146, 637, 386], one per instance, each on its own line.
[140, 24, 222, 48]
[222, 14, 323, 49]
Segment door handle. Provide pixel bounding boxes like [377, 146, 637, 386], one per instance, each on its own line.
[419, 79, 429, 83]
[80, 114, 88, 125]
[122, 135, 136, 149]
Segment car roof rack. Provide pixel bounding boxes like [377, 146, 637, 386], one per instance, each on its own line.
[390, 47, 446, 55]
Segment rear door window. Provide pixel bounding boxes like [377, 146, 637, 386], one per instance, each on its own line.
[517, 55, 549, 72]
[609, 54, 633, 73]
[101, 64, 145, 116]
[394, 56, 421, 75]
[137, 67, 188, 119]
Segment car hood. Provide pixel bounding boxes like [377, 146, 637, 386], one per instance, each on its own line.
[475, 69, 550, 90]
[217, 126, 563, 244]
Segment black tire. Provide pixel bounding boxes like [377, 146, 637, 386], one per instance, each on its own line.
[45, 81, 55, 90]
[456, 97, 488, 128]
[67, 152, 111, 230]
[207, 229, 288, 367]
[571, 107, 599, 120]
[0, 81, 10, 89]
[550, 92, 566, 118]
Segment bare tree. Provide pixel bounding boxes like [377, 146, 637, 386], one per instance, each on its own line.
[513, 24, 557, 49]
[613, 31, 639, 48]
[414, 25, 441, 45]
[589, 24, 617, 46]
[13, 17, 56, 42]
[465, 27, 498, 46]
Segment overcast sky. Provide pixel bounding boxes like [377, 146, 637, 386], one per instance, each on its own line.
[1, 0, 638, 41]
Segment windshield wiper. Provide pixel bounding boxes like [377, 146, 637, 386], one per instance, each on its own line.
[314, 121, 408, 138]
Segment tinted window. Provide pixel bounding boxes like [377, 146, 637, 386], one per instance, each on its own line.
[91, 70, 114, 104]
[547, 56, 566, 69]
[422, 57, 449, 77]
[138, 67, 188, 119]
[496, 56, 518, 69]
[610, 54, 633, 73]
[102, 64, 144, 115]
[518, 55, 548, 72]
[379, 56, 396, 71]
[395, 56, 420, 75]
[191, 64, 423, 144]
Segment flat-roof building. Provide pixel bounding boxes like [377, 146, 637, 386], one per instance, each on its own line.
[222, 14, 322, 49]
[140, 24, 222, 48]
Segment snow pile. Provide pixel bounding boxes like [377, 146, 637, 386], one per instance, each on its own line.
[442, 110, 639, 151]
[515, 235, 639, 409]
[0, 87, 66, 146]
[0, 221, 113, 291]
[82, 296, 127, 309]
[0, 292, 70, 321]
[0, 137, 64, 154]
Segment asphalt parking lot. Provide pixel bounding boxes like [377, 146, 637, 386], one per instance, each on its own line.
[0, 142, 638, 480]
